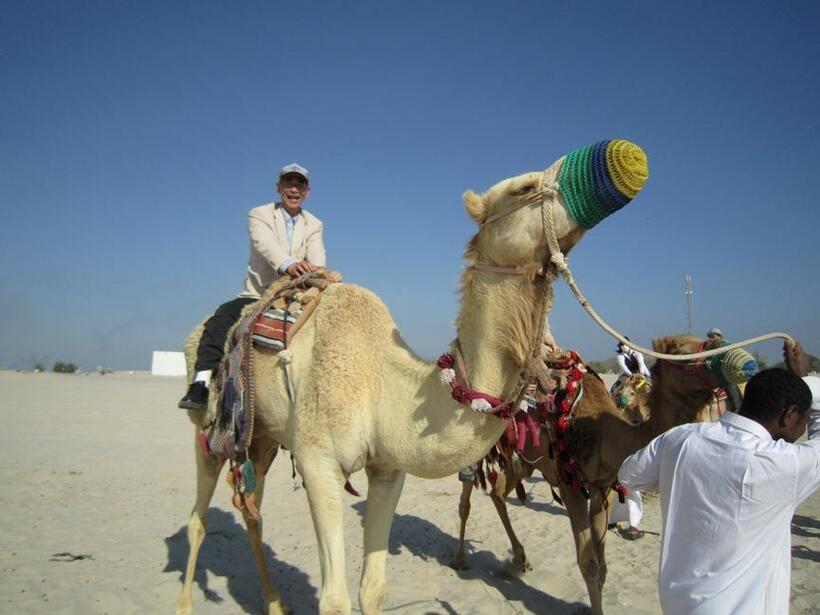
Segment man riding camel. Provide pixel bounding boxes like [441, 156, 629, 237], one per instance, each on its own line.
[179, 163, 326, 410]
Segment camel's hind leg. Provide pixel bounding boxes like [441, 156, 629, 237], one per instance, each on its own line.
[489, 484, 531, 572]
[561, 484, 607, 615]
[454, 479, 473, 570]
[297, 455, 351, 615]
[358, 466, 405, 615]
[175, 433, 225, 615]
[242, 439, 287, 615]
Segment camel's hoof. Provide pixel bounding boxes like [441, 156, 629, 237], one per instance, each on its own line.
[511, 551, 532, 574]
[263, 590, 290, 615]
[174, 603, 193, 615]
[267, 601, 290, 615]
[499, 556, 531, 578]
[451, 557, 469, 571]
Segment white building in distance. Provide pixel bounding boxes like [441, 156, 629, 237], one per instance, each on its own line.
[151, 351, 186, 376]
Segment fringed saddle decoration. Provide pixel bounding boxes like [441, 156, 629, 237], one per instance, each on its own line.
[474, 444, 530, 505]
[199, 269, 342, 516]
[540, 351, 590, 496]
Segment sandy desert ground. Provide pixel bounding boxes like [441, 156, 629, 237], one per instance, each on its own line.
[0, 371, 817, 614]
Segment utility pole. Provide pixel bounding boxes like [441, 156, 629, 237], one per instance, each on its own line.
[684, 273, 693, 335]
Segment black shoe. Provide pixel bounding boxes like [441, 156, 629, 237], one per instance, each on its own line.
[179, 381, 209, 411]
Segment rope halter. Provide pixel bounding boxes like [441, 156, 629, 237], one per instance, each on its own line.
[460, 140, 650, 417]
[475, 139, 649, 276]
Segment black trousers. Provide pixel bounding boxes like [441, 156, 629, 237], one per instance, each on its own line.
[194, 297, 257, 372]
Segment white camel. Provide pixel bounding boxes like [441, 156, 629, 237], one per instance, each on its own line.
[176, 142, 649, 615]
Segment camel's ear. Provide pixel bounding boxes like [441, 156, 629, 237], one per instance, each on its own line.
[463, 190, 487, 224]
[652, 337, 667, 353]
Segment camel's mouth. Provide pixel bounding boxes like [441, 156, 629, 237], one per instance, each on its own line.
[611, 374, 652, 425]
[703, 343, 758, 385]
[620, 403, 650, 426]
[557, 139, 649, 230]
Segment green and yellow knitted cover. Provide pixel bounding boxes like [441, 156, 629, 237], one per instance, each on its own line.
[708, 346, 759, 385]
[558, 139, 649, 229]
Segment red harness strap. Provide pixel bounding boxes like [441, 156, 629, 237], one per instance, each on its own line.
[662, 341, 713, 388]
[437, 353, 517, 418]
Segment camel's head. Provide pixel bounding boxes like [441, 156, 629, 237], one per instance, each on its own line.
[610, 374, 652, 425]
[463, 140, 649, 268]
[652, 335, 759, 393]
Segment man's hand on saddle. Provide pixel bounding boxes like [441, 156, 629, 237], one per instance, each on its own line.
[542, 331, 563, 356]
[530, 331, 562, 395]
[287, 260, 319, 277]
[784, 340, 809, 377]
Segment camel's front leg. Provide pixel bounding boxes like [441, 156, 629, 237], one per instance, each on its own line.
[588, 489, 614, 600]
[489, 486, 531, 572]
[242, 443, 287, 615]
[298, 456, 351, 615]
[175, 433, 225, 615]
[454, 478, 474, 570]
[561, 484, 605, 615]
[359, 466, 405, 615]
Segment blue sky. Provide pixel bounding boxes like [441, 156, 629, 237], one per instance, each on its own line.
[1, 1, 818, 370]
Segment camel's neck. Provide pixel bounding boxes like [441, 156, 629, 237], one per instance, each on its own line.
[456, 269, 550, 398]
[599, 370, 712, 478]
[633, 373, 712, 452]
[652, 367, 714, 431]
[381, 268, 551, 480]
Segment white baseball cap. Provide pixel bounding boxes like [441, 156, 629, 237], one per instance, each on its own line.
[278, 163, 309, 183]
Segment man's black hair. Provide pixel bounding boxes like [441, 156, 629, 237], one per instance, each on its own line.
[739, 368, 811, 423]
[616, 337, 631, 352]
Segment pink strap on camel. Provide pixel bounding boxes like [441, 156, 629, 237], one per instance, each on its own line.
[472, 263, 548, 276]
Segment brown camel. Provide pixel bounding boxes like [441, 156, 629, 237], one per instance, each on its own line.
[455, 334, 757, 614]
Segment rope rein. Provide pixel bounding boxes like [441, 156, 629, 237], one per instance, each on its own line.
[479, 167, 793, 360]
[536, 172, 793, 361]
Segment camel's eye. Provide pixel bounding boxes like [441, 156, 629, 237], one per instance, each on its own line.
[512, 184, 536, 196]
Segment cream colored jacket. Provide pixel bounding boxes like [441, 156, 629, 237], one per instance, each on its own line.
[239, 202, 326, 299]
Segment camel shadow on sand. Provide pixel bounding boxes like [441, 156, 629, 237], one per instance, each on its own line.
[164, 508, 318, 614]
[162, 496, 585, 614]
[351, 501, 589, 615]
[515, 476, 572, 516]
[791, 514, 820, 563]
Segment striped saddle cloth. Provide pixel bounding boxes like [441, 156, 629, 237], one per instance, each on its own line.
[250, 308, 301, 351]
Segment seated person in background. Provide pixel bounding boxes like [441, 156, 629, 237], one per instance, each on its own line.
[616, 337, 651, 379]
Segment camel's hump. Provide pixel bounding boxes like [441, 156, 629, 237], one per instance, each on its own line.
[315, 282, 397, 330]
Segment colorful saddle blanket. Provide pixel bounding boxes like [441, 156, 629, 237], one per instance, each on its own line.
[252, 308, 300, 350]
[205, 269, 342, 462]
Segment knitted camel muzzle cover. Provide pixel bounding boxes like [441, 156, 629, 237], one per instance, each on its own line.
[558, 139, 649, 229]
[709, 346, 759, 385]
